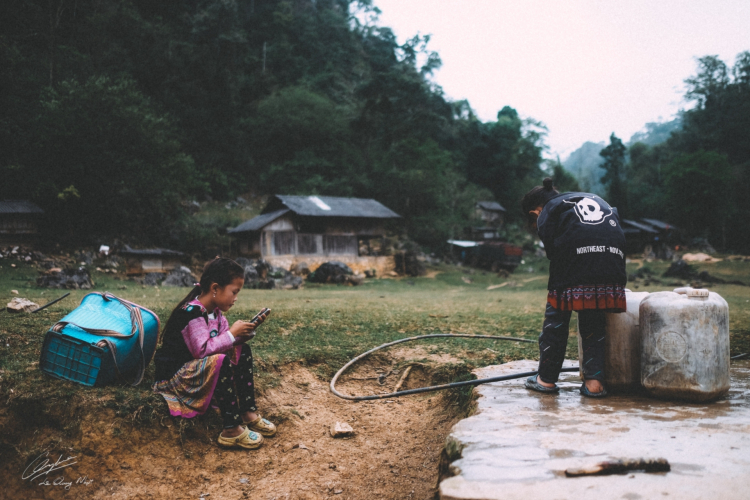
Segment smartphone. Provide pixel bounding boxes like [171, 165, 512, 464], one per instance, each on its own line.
[249, 308, 271, 328]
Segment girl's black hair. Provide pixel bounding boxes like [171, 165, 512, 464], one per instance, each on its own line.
[521, 177, 559, 227]
[163, 257, 245, 334]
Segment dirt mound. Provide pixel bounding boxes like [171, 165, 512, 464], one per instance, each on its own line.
[2, 363, 465, 499]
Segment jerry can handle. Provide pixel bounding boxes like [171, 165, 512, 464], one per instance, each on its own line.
[673, 287, 709, 300]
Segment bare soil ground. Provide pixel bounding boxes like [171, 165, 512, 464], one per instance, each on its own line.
[2, 360, 466, 500]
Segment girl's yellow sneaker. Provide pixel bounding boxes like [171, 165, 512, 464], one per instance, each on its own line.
[244, 415, 277, 437]
[217, 427, 263, 449]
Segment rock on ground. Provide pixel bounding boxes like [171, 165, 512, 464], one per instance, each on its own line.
[394, 251, 426, 277]
[6, 297, 39, 313]
[162, 266, 196, 287]
[141, 272, 165, 286]
[292, 261, 310, 276]
[330, 422, 354, 438]
[308, 261, 353, 284]
[236, 258, 302, 289]
[36, 267, 93, 289]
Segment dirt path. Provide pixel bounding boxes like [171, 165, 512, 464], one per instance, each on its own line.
[3, 362, 464, 500]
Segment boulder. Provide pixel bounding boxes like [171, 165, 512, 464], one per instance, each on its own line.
[232, 258, 303, 290]
[254, 259, 272, 280]
[663, 260, 695, 280]
[104, 255, 123, 269]
[37, 267, 93, 289]
[76, 250, 94, 265]
[232, 258, 260, 286]
[268, 266, 288, 280]
[280, 273, 304, 290]
[243, 265, 260, 285]
[141, 272, 165, 286]
[234, 257, 252, 268]
[292, 262, 311, 276]
[7, 297, 39, 313]
[394, 251, 426, 277]
[346, 274, 364, 286]
[308, 261, 353, 284]
[162, 266, 196, 287]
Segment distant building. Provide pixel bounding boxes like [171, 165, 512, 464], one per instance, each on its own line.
[621, 218, 679, 257]
[475, 201, 506, 227]
[229, 195, 401, 275]
[119, 245, 186, 275]
[0, 200, 44, 242]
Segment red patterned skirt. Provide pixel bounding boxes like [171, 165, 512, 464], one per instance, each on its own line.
[547, 284, 626, 312]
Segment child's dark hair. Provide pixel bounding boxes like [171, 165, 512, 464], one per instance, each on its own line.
[521, 177, 559, 227]
[163, 258, 245, 332]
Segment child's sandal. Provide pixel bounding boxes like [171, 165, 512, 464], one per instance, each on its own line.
[579, 383, 608, 398]
[244, 415, 277, 437]
[524, 375, 560, 393]
[218, 427, 263, 450]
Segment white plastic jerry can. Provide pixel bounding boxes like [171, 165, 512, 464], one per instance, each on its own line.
[640, 287, 730, 402]
[577, 290, 649, 392]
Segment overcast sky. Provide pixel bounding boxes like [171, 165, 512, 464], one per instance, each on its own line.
[372, 0, 750, 160]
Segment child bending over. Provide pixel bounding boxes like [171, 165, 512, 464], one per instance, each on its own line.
[521, 178, 627, 397]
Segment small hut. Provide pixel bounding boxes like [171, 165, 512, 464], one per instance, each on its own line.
[119, 245, 186, 275]
[228, 195, 401, 275]
[0, 200, 44, 242]
[475, 201, 506, 227]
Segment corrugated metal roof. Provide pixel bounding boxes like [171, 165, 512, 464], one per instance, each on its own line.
[0, 200, 44, 214]
[272, 195, 400, 218]
[120, 245, 185, 256]
[640, 218, 676, 231]
[622, 219, 659, 234]
[448, 240, 480, 248]
[476, 201, 506, 212]
[227, 209, 290, 234]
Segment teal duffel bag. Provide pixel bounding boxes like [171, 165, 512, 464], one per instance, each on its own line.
[40, 292, 160, 387]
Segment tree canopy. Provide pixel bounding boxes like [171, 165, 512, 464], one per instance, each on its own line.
[0, 0, 546, 250]
[600, 51, 750, 250]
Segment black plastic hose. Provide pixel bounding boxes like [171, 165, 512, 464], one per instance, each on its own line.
[329, 333, 579, 401]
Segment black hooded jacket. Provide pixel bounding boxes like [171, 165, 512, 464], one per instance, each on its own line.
[537, 192, 627, 291]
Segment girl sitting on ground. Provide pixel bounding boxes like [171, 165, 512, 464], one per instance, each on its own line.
[521, 178, 627, 397]
[153, 257, 276, 449]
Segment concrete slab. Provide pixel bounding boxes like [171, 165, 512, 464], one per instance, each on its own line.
[439, 359, 750, 500]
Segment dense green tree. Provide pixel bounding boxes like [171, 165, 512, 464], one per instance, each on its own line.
[624, 142, 673, 220]
[599, 133, 628, 215]
[246, 86, 360, 195]
[16, 76, 201, 244]
[0, 0, 547, 251]
[370, 139, 491, 248]
[548, 159, 580, 193]
[458, 106, 546, 212]
[663, 151, 733, 247]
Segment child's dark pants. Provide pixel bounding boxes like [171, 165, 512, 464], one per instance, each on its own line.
[537, 303, 606, 384]
[214, 344, 258, 428]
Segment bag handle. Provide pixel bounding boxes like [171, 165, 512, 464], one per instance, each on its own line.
[51, 292, 147, 386]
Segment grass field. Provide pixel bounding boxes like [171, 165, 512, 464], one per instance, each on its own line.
[2, 255, 750, 499]
[1, 255, 750, 427]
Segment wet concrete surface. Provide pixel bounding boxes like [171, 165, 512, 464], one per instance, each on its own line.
[439, 359, 750, 500]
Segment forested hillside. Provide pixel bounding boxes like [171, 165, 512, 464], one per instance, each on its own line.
[589, 53, 750, 251]
[0, 0, 547, 250]
[563, 117, 683, 196]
